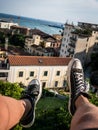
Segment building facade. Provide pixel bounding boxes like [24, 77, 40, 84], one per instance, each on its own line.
[0, 21, 18, 29]
[7, 55, 71, 88]
[60, 23, 77, 57]
[60, 22, 98, 65]
[74, 31, 98, 65]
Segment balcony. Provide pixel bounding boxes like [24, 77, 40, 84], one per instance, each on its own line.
[0, 61, 9, 70]
[69, 43, 75, 48]
[70, 37, 77, 41]
[67, 48, 74, 54]
[0, 71, 9, 81]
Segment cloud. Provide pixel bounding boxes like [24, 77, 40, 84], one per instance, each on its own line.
[0, 0, 98, 23]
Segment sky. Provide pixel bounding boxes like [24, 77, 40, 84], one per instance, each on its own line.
[0, 0, 98, 24]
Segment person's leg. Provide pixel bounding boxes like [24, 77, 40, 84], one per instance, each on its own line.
[70, 95, 98, 130]
[0, 95, 31, 130]
[67, 58, 98, 130]
[0, 79, 42, 130]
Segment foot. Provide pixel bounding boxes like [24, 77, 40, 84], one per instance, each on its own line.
[67, 58, 90, 115]
[20, 79, 42, 128]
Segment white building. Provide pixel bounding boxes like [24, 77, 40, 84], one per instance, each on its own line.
[60, 23, 77, 57]
[0, 21, 18, 29]
[7, 55, 71, 88]
[24, 35, 41, 52]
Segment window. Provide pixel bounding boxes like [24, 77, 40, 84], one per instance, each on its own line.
[42, 82, 46, 88]
[62, 44, 65, 47]
[55, 81, 58, 87]
[44, 71, 48, 76]
[87, 38, 89, 41]
[96, 37, 98, 40]
[19, 71, 23, 77]
[0, 72, 8, 77]
[56, 71, 60, 76]
[63, 80, 66, 87]
[62, 49, 64, 52]
[65, 27, 68, 30]
[64, 38, 66, 41]
[30, 71, 34, 77]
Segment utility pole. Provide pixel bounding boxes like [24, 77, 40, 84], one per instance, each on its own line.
[5, 37, 8, 51]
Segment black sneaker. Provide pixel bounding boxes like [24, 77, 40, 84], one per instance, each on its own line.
[20, 79, 42, 128]
[67, 58, 90, 115]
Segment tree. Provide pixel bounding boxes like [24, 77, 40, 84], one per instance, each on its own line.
[9, 34, 25, 47]
[0, 32, 5, 43]
[74, 28, 92, 37]
[91, 52, 98, 71]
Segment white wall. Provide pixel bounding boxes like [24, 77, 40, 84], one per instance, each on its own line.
[8, 65, 68, 88]
[0, 22, 18, 29]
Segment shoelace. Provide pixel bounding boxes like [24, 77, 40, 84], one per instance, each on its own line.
[27, 84, 39, 96]
[74, 71, 85, 92]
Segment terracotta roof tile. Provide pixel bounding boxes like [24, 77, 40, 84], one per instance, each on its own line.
[8, 55, 72, 66]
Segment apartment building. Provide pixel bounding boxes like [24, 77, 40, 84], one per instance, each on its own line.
[24, 35, 41, 52]
[7, 55, 71, 88]
[60, 23, 77, 57]
[25, 29, 60, 56]
[60, 22, 98, 65]
[10, 25, 30, 36]
[28, 45, 55, 56]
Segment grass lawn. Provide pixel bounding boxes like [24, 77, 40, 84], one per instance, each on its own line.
[23, 96, 71, 130]
[36, 97, 66, 111]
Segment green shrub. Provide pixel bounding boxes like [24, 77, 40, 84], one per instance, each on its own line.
[42, 89, 55, 97]
[89, 93, 98, 106]
[0, 81, 23, 99]
[0, 81, 23, 130]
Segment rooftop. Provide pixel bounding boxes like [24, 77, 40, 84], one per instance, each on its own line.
[8, 55, 72, 66]
[30, 28, 56, 40]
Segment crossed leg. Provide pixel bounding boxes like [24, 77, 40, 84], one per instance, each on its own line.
[70, 95, 98, 130]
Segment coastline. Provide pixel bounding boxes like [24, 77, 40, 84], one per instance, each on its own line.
[0, 13, 64, 35]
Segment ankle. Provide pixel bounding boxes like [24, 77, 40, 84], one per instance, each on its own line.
[21, 99, 32, 119]
[75, 95, 89, 109]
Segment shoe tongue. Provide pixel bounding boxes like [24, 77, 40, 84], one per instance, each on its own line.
[28, 84, 39, 96]
[73, 68, 82, 73]
[73, 61, 82, 69]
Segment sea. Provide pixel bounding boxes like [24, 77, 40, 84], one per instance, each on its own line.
[0, 13, 64, 35]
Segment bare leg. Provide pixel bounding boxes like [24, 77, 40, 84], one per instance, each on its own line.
[70, 95, 98, 130]
[0, 95, 31, 130]
[0, 79, 42, 130]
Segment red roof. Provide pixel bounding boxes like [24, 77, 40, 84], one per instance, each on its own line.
[8, 55, 72, 66]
